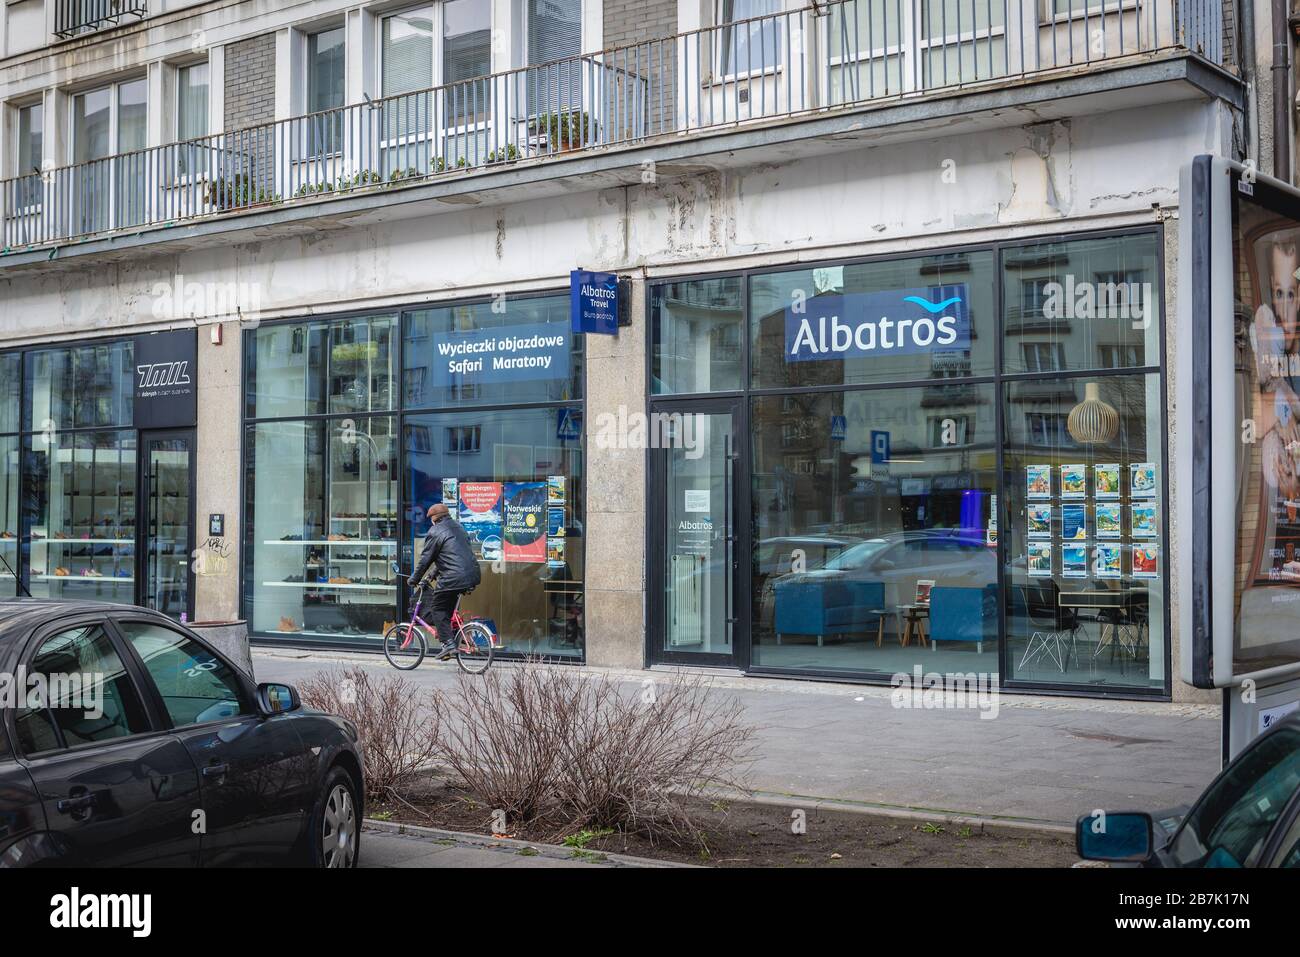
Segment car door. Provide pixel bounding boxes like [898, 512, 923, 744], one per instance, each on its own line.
[11, 615, 202, 867]
[110, 616, 312, 865]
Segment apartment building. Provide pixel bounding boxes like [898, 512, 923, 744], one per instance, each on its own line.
[0, 0, 1253, 701]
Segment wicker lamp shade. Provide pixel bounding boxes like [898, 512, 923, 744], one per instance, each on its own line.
[1067, 382, 1120, 444]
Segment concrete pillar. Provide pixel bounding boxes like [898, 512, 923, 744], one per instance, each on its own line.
[193, 322, 244, 624]
[583, 278, 648, 668]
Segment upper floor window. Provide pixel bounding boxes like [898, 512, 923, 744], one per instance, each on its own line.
[16, 103, 42, 176]
[305, 26, 346, 156]
[382, 6, 435, 100]
[716, 0, 782, 77]
[73, 78, 147, 163]
[445, 0, 492, 83]
[176, 62, 209, 142]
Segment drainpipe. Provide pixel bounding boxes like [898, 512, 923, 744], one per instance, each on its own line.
[1274, 0, 1292, 181]
[1242, 0, 1256, 161]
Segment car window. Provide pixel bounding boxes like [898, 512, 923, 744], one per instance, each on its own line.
[1270, 805, 1300, 868]
[1168, 727, 1300, 867]
[14, 623, 151, 755]
[116, 621, 250, 727]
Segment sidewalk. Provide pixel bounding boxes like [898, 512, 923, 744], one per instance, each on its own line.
[360, 822, 679, 868]
[254, 649, 1221, 829]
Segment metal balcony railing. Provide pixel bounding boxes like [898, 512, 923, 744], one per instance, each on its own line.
[5, 0, 1226, 252]
[55, 0, 148, 40]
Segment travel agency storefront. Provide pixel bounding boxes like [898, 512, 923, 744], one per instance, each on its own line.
[646, 227, 1170, 696]
[239, 292, 586, 660]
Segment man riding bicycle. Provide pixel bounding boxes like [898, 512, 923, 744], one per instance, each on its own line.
[410, 503, 482, 660]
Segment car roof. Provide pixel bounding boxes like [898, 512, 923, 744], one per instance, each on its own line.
[0, 598, 147, 640]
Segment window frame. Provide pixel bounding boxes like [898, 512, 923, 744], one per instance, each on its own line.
[170, 57, 212, 183]
[10, 99, 45, 216]
[299, 22, 349, 160]
[713, 0, 785, 82]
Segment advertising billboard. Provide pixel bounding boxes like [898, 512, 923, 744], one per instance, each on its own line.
[1179, 156, 1300, 687]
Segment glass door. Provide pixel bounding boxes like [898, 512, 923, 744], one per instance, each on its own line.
[649, 399, 747, 667]
[139, 430, 195, 621]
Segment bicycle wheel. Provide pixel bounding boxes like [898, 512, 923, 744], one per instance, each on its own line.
[383, 622, 426, 670]
[455, 621, 495, 675]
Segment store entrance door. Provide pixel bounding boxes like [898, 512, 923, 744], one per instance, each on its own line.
[139, 429, 195, 621]
[648, 399, 748, 668]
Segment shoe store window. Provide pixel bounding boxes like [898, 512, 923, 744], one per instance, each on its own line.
[0, 353, 20, 597]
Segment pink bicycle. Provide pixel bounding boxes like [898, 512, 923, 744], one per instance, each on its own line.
[384, 573, 495, 674]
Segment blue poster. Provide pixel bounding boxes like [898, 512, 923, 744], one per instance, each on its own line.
[432, 322, 570, 388]
[786, 285, 970, 362]
[1061, 505, 1087, 541]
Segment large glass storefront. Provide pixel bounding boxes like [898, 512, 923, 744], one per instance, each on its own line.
[242, 293, 586, 657]
[0, 338, 195, 616]
[649, 229, 1168, 694]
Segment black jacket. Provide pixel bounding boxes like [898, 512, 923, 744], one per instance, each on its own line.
[412, 518, 482, 591]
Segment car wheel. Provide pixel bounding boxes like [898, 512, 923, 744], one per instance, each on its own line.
[310, 766, 360, 869]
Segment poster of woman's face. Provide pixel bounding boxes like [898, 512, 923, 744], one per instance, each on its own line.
[1244, 221, 1300, 584]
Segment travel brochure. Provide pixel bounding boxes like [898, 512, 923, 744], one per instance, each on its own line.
[447, 476, 570, 567]
[1024, 462, 1161, 582]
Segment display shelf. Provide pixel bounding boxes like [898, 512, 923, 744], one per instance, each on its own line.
[262, 539, 396, 547]
[32, 575, 133, 583]
[262, 581, 396, 591]
[31, 538, 134, 545]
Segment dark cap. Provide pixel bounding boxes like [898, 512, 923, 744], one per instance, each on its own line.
[427, 503, 450, 522]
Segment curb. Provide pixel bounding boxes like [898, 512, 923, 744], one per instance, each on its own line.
[361, 818, 699, 868]
[715, 788, 1076, 837]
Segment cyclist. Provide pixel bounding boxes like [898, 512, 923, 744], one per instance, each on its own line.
[410, 503, 482, 660]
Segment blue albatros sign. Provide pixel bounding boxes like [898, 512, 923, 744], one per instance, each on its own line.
[571, 270, 620, 335]
[785, 286, 970, 361]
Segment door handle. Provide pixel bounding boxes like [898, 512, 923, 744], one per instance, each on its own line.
[202, 763, 229, 779]
[55, 792, 96, 814]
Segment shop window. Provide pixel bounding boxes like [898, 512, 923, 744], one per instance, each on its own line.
[1002, 372, 1165, 690]
[25, 341, 133, 431]
[651, 277, 744, 394]
[244, 416, 398, 642]
[0, 357, 18, 595]
[405, 407, 584, 658]
[751, 385, 999, 676]
[1002, 234, 1160, 374]
[749, 250, 995, 390]
[402, 296, 580, 410]
[246, 315, 397, 420]
[23, 430, 137, 602]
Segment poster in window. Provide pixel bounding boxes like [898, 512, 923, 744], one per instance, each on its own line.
[1026, 465, 1051, 499]
[1060, 464, 1087, 499]
[547, 506, 566, 537]
[1132, 544, 1159, 579]
[1130, 463, 1157, 497]
[1095, 504, 1123, 539]
[458, 482, 503, 562]
[1094, 464, 1121, 499]
[503, 481, 547, 563]
[547, 536, 566, 568]
[1028, 543, 1053, 577]
[547, 475, 566, 505]
[1061, 505, 1087, 541]
[441, 478, 459, 509]
[1027, 504, 1051, 539]
[1093, 544, 1122, 579]
[1131, 504, 1158, 539]
[1061, 544, 1088, 578]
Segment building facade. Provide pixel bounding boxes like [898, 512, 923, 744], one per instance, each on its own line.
[0, 0, 1255, 701]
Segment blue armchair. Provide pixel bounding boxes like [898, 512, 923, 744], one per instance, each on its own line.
[773, 579, 886, 646]
[927, 585, 996, 653]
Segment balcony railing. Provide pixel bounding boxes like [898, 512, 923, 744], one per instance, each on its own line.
[5, 0, 1225, 252]
[55, 0, 148, 40]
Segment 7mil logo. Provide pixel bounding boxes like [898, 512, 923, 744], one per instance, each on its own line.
[135, 361, 192, 389]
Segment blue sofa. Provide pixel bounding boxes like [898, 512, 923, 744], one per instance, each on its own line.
[927, 585, 996, 653]
[773, 579, 886, 646]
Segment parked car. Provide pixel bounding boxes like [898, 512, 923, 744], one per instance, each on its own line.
[1076, 712, 1300, 867]
[0, 599, 363, 868]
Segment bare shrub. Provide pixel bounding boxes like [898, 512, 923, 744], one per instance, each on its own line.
[299, 666, 442, 800]
[434, 664, 755, 842]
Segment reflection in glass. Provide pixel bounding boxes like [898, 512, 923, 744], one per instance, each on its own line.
[1001, 233, 1160, 374]
[405, 408, 584, 657]
[25, 341, 133, 431]
[1002, 373, 1164, 689]
[651, 277, 744, 394]
[24, 430, 137, 601]
[751, 386, 998, 675]
[0, 435, 18, 598]
[245, 417, 398, 642]
[246, 316, 396, 419]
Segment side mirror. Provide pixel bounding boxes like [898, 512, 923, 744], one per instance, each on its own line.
[1076, 811, 1154, 863]
[257, 682, 301, 717]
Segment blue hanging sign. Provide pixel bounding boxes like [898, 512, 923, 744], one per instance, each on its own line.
[571, 270, 620, 335]
[785, 286, 970, 362]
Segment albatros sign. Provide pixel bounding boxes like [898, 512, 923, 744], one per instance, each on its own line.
[785, 286, 970, 361]
[133, 330, 198, 429]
